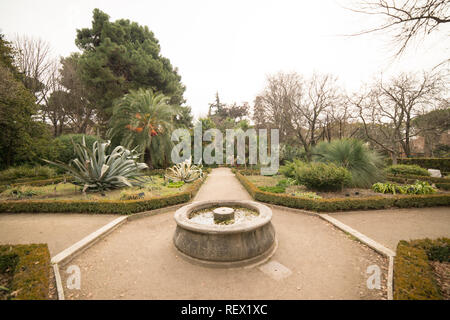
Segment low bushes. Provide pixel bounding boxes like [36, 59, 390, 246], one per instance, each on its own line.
[235, 171, 450, 212]
[0, 165, 57, 183]
[0, 244, 51, 300]
[0, 174, 207, 215]
[386, 164, 430, 177]
[394, 238, 449, 300]
[372, 181, 436, 195]
[396, 158, 450, 173]
[294, 162, 351, 192]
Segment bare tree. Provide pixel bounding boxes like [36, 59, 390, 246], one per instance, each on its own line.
[13, 35, 56, 105]
[353, 71, 446, 161]
[254, 72, 342, 159]
[348, 0, 450, 56]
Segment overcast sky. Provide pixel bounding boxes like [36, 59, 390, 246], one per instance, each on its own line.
[0, 0, 448, 118]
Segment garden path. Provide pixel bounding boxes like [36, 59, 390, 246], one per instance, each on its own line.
[60, 168, 389, 300]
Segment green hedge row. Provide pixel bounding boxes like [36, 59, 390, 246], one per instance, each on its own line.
[396, 158, 450, 172]
[394, 238, 449, 300]
[0, 175, 207, 215]
[0, 244, 51, 300]
[235, 172, 450, 212]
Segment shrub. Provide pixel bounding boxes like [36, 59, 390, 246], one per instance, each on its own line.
[312, 139, 385, 188]
[44, 138, 148, 192]
[294, 162, 351, 192]
[258, 186, 286, 193]
[53, 134, 100, 165]
[279, 159, 305, 179]
[386, 164, 430, 177]
[167, 181, 185, 188]
[0, 165, 57, 182]
[0, 244, 51, 300]
[372, 181, 436, 195]
[276, 178, 296, 188]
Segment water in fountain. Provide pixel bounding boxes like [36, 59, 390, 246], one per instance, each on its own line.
[189, 206, 259, 226]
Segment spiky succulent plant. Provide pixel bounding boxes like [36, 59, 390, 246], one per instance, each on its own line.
[165, 157, 203, 183]
[44, 137, 148, 192]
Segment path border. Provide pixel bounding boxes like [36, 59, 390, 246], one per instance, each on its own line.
[267, 204, 396, 300]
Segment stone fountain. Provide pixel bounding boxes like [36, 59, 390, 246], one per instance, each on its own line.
[173, 200, 276, 267]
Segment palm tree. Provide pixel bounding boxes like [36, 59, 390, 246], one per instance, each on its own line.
[312, 139, 385, 188]
[108, 88, 178, 167]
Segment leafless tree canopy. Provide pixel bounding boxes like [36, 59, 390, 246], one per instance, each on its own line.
[351, 70, 447, 161]
[349, 0, 450, 56]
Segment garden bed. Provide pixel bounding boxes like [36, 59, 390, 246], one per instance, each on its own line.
[235, 172, 450, 212]
[394, 238, 449, 300]
[0, 244, 54, 300]
[0, 174, 207, 214]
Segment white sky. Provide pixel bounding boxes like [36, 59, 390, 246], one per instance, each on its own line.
[0, 0, 448, 119]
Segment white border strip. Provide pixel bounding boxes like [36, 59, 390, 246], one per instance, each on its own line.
[52, 264, 65, 300]
[317, 213, 395, 300]
[51, 216, 128, 265]
[268, 203, 396, 300]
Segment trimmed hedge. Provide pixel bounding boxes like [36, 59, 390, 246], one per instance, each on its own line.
[0, 244, 51, 300]
[235, 172, 450, 212]
[385, 164, 430, 177]
[0, 175, 207, 215]
[397, 158, 450, 172]
[394, 238, 449, 300]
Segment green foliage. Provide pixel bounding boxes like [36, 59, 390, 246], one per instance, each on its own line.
[0, 175, 207, 214]
[108, 88, 178, 167]
[394, 239, 448, 300]
[0, 165, 57, 182]
[397, 158, 450, 172]
[167, 181, 185, 188]
[386, 164, 430, 177]
[53, 134, 100, 164]
[294, 162, 351, 192]
[75, 9, 185, 127]
[235, 171, 450, 212]
[0, 244, 51, 300]
[276, 178, 296, 188]
[258, 186, 286, 193]
[279, 159, 305, 179]
[372, 181, 436, 195]
[44, 137, 148, 192]
[280, 144, 306, 163]
[312, 139, 385, 188]
[0, 63, 54, 169]
[165, 157, 203, 183]
[291, 191, 322, 199]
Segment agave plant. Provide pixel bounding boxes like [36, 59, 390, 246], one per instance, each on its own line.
[165, 157, 203, 183]
[44, 137, 148, 192]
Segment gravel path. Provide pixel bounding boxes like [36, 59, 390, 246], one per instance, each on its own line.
[0, 213, 118, 256]
[329, 207, 450, 251]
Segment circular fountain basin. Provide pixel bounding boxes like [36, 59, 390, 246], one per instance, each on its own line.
[173, 200, 276, 267]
